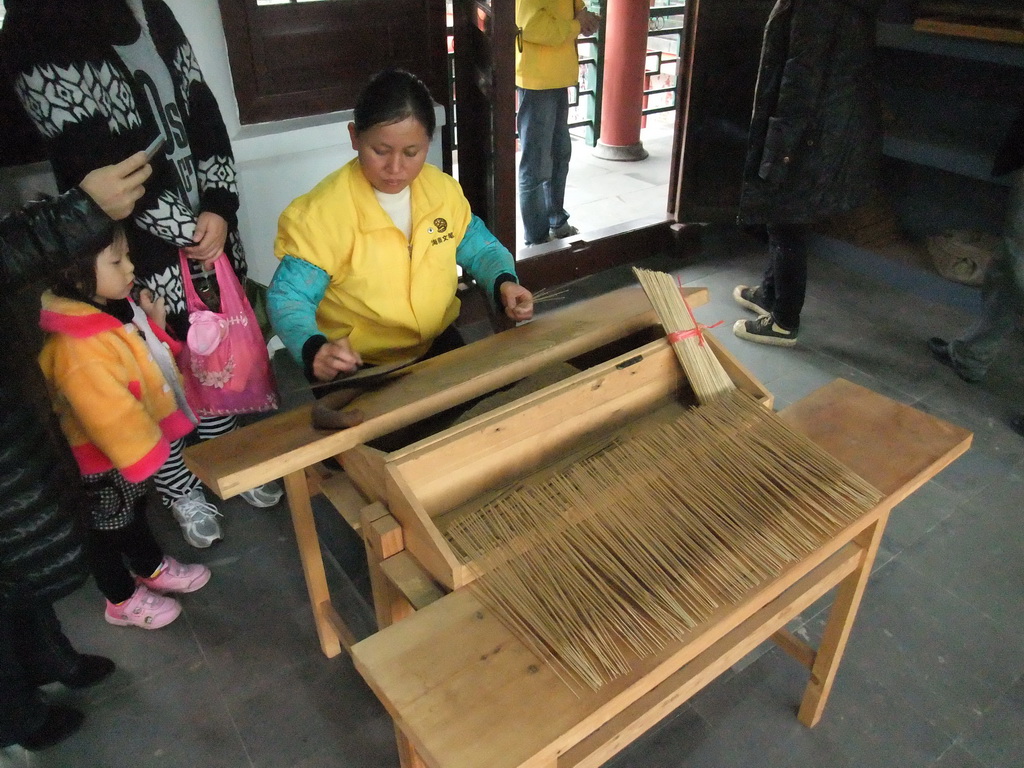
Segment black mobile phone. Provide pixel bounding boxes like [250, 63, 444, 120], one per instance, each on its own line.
[144, 134, 166, 161]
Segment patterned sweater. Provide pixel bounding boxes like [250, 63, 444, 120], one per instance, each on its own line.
[1, 0, 245, 326]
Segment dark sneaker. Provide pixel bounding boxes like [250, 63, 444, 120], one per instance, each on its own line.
[927, 337, 984, 383]
[732, 284, 771, 315]
[58, 655, 115, 689]
[35, 654, 116, 689]
[18, 705, 84, 751]
[549, 223, 579, 239]
[733, 314, 797, 346]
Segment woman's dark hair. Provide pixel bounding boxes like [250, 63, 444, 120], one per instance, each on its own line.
[52, 224, 126, 301]
[353, 69, 436, 139]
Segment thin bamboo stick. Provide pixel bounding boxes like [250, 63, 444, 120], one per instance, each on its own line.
[444, 389, 882, 693]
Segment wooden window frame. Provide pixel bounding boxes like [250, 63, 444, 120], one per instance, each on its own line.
[217, 0, 451, 125]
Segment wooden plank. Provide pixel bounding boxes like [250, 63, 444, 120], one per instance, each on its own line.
[914, 16, 1024, 45]
[362, 504, 411, 631]
[358, 502, 429, 768]
[559, 546, 861, 768]
[338, 445, 389, 504]
[390, 340, 686, 518]
[380, 552, 447, 611]
[797, 512, 890, 727]
[778, 378, 972, 503]
[184, 285, 708, 500]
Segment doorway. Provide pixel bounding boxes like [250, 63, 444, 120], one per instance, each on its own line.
[449, 0, 774, 290]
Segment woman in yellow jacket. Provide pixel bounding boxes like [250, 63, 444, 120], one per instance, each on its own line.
[269, 69, 534, 384]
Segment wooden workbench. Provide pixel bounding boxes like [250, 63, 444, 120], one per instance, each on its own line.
[349, 379, 971, 768]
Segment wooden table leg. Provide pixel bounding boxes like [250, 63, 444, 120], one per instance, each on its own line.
[797, 507, 892, 726]
[283, 469, 341, 658]
[360, 503, 425, 768]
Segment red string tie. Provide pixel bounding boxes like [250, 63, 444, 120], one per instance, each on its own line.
[666, 321, 723, 347]
[666, 275, 722, 346]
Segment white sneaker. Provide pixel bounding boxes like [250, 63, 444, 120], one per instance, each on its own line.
[239, 482, 284, 508]
[170, 488, 223, 548]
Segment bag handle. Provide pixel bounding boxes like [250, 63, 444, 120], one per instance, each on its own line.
[210, 251, 246, 308]
[180, 251, 244, 315]
[179, 250, 213, 315]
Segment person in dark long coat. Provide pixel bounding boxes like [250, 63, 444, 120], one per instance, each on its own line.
[1, 154, 148, 751]
[927, 96, 1024, 435]
[732, 0, 885, 346]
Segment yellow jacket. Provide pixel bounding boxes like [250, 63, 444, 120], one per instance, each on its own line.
[38, 293, 195, 482]
[516, 0, 584, 90]
[274, 160, 478, 365]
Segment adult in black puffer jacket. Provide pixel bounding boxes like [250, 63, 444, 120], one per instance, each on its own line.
[732, 0, 885, 347]
[0, 153, 149, 751]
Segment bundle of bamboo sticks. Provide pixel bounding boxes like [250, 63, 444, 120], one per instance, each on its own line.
[444, 391, 883, 693]
[633, 266, 734, 404]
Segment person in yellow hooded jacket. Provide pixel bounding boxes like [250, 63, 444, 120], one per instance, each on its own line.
[515, 0, 600, 245]
[269, 69, 534, 385]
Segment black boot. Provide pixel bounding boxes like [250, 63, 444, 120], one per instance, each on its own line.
[17, 704, 83, 751]
[14, 600, 114, 688]
[46, 654, 116, 689]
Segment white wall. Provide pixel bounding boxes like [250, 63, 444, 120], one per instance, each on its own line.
[1, 0, 443, 287]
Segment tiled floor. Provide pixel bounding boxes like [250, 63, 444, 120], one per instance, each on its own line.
[4, 221, 1024, 767]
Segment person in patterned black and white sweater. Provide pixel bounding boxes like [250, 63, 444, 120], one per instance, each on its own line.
[1, 0, 283, 547]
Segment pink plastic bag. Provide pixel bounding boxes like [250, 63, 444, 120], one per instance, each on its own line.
[176, 252, 279, 416]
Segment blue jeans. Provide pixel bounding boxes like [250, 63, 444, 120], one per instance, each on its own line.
[517, 87, 572, 245]
[950, 171, 1024, 379]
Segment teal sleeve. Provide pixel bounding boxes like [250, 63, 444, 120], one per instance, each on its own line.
[267, 255, 329, 364]
[456, 215, 518, 308]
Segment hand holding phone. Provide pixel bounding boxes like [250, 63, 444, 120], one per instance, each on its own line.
[144, 134, 166, 161]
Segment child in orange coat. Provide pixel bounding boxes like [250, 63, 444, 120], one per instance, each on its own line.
[38, 225, 210, 629]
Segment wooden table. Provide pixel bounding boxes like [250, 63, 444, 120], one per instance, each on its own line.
[348, 379, 971, 768]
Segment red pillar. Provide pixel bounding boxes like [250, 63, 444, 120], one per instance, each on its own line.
[594, 0, 650, 161]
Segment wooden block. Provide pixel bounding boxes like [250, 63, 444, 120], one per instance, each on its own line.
[380, 552, 446, 611]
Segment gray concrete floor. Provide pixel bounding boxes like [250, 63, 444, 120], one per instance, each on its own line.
[4, 223, 1024, 767]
